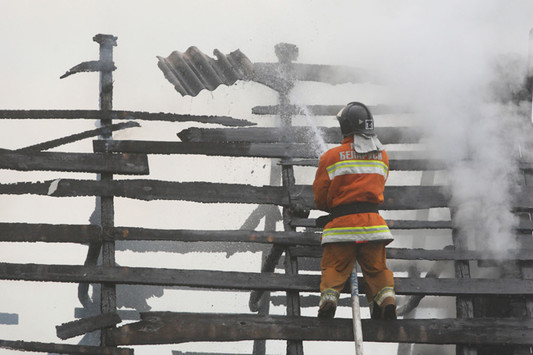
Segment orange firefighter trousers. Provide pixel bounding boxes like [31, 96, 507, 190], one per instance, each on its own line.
[320, 241, 394, 302]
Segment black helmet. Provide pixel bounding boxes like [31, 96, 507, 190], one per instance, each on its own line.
[336, 102, 375, 137]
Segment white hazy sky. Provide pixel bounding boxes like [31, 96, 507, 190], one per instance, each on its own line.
[1, 1, 533, 355]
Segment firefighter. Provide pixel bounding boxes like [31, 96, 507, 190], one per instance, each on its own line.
[313, 102, 396, 320]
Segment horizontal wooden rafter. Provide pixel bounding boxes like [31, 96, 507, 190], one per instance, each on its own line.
[1, 262, 532, 296]
[0, 151, 149, 175]
[0, 109, 254, 127]
[93, 140, 445, 170]
[0, 223, 101, 242]
[4, 224, 533, 262]
[107, 312, 533, 346]
[0, 179, 450, 210]
[177, 126, 422, 144]
[289, 245, 533, 261]
[0, 339, 132, 355]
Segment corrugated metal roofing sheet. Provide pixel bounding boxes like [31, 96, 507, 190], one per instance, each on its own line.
[157, 47, 254, 97]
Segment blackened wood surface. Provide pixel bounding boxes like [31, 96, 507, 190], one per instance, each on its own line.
[56, 312, 121, 340]
[177, 126, 421, 144]
[107, 312, 533, 346]
[251, 104, 411, 116]
[93, 140, 445, 170]
[288, 245, 533, 261]
[0, 109, 254, 127]
[0, 339, 132, 354]
[0, 179, 449, 210]
[16, 121, 139, 153]
[111, 227, 320, 246]
[0, 151, 149, 174]
[1, 262, 533, 296]
[0, 223, 101, 243]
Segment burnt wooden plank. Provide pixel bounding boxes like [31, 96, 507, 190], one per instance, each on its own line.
[17, 121, 140, 153]
[111, 227, 320, 246]
[0, 151, 149, 175]
[0, 339, 132, 354]
[93, 141, 446, 170]
[251, 104, 410, 116]
[177, 126, 422, 144]
[94, 140, 317, 158]
[1, 263, 533, 296]
[56, 312, 122, 340]
[288, 246, 533, 261]
[107, 312, 533, 346]
[0, 223, 101, 243]
[0, 180, 450, 210]
[0, 109, 254, 127]
[0, 179, 287, 204]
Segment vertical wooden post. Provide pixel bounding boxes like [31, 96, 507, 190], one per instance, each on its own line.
[275, 43, 304, 355]
[451, 209, 477, 355]
[93, 33, 118, 347]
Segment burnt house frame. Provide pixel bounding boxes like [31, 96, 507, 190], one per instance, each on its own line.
[0, 33, 533, 355]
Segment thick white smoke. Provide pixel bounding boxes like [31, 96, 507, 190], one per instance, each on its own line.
[369, 2, 533, 261]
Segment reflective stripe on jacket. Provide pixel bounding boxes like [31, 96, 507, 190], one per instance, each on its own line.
[312, 136, 393, 244]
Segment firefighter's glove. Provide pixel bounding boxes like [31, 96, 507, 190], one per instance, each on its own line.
[289, 203, 310, 218]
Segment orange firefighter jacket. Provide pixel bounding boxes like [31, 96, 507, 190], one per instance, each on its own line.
[312, 135, 393, 244]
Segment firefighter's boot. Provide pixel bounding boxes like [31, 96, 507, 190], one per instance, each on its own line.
[370, 287, 397, 320]
[318, 288, 340, 319]
[380, 296, 397, 320]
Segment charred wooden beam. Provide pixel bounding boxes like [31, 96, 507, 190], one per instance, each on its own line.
[16, 121, 140, 153]
[0, 151, 149, 175]
[0, 223, 101, 243]
[288, 245, 533, 261]
[0, 179, 288, 204]
[1, 262, 533, 296]
[252, 104, 411, 116]
[0, 339, 132, 354]
[177, 126, 422, 144]
[56, 312, 122, 340]
[107, 312, 533, 346]
[0, 109, 254, 127]
[94, 140, 317, 158]
[111, 227, 320, 246]
[0, 179, 450, 210]
[93, 140, 446, 171]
